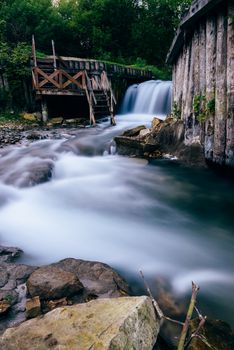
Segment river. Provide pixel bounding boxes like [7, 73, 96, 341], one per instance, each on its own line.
[0, 81, 234, 327]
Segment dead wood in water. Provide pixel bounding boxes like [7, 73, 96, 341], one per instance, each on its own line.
[139, 272, 208, 350]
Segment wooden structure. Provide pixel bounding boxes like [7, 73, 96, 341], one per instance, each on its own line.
[31, 38, 152, 125]
[167, 0, 234, 167]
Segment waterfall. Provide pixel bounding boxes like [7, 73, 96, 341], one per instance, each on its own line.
[120, 80, 172, 119]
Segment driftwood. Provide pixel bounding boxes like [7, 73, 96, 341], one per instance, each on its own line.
[139, 271, 207, 350]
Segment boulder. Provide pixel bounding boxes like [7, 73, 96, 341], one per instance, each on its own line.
[152, 117, 163, 129]
[26, 266, 83, 300]
[49, 117, 63, 126]
[122, 125, 146, 137]
[0, 296, 160, 350]
[25, 297, 41, 319]
[187, 318, 234, 350]
[51, 258, 130, 298]
[20, 113, 37, 122]
[115, 136, 159, 157]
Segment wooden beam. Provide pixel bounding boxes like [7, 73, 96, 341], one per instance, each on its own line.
[35, 67, 60, 88]
[62, 70, 84, 89]
[38, 70, 60, 88]
[60, 70, 83, 89]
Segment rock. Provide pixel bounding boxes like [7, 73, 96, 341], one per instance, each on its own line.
[15, 161, 54, 187]
[0, 290, 18, 306]
[52, 258, 130, 298]
[0, 296, 160, 350]
[0, 302, 11, 315]
[0, 246, 23, 263]
[139, 128, 151, 138]
[20, 113, 37, 122]
[46, 297, 68, 311]
[188, 318, 234, 350]
[26, 132, 41, 140]
[2, 264, 37, 286]
[26, 266, 84, 300]
[115, 136, 159, 157]
[122, 125, 146, 137]
[49, 117, 63, 126]
[25, 297, 41, 319]
[152, 117, 163, 129]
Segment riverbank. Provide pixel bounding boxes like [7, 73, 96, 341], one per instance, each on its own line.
[0, 113, 93, 148]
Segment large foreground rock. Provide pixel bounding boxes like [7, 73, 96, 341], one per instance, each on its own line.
[0, 296, 159, 350]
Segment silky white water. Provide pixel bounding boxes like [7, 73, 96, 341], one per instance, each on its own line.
[0, 82, 234, 325]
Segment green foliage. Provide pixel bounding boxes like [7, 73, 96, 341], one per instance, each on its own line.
[0, 0, 193, 66]
[130, 58, 171, 80]
[193, 95, 216, 123]
[172, 102, 181, 119]
[206, 98, 215, 115]
[3, 294, 14, 305]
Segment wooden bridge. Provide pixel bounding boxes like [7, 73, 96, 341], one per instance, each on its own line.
[31, 39, 152, 125]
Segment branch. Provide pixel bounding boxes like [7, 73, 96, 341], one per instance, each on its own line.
[177, 281, 199, 350]
[139, 270, 184, 326]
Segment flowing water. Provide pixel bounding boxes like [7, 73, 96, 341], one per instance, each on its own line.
[0, 80, 234, 326]
[120, 80, 172, 118]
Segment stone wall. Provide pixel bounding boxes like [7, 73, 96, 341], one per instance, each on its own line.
[168, 0, 234, 167]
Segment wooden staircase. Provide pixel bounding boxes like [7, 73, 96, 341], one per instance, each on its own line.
[84, 71, 117, 126]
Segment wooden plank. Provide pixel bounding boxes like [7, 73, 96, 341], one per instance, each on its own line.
[36, 90, 85, 96]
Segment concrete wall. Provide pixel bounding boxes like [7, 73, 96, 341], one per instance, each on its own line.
[168, 0, 234, 167]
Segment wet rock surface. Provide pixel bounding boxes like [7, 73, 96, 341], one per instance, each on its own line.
[52, 258, 131, 298]
[115, 116, 207, 167]
[0, 296, 159, 350]
[0, 246, 23, 264]
[27, 266, 84, 300]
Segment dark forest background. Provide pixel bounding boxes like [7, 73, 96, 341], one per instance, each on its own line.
[0, 0, 192, 111]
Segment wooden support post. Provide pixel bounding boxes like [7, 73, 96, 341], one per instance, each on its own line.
[41, 98, 48, 123]
[110, 91, 116, 126]
[32, 35, 37, 68]
[51, 40, 57, 70]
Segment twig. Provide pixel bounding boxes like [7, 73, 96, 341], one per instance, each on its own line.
[139, 270, 164, 319]
[139, 270, 184, 326]
[184, 313, 207, 348]
[193, 334, 218, 350]
[177, 281, 199, 350]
